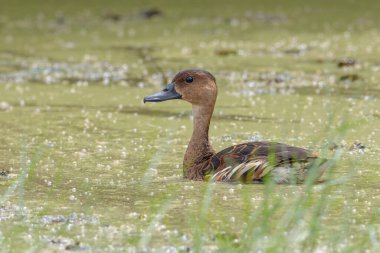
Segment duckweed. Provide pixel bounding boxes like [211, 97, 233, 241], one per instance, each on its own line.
[0, 0, 380, 252]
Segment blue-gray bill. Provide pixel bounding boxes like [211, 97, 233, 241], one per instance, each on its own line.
[143, 83, 182, 103]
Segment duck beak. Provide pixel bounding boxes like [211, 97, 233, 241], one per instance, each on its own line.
[143, 83, 182, 103]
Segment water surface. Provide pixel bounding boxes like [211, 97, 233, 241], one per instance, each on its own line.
[0, 0, 379, 251]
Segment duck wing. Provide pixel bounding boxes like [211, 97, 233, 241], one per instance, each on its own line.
[209, 142, 328, 183]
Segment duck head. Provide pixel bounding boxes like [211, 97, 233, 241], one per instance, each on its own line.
[143, 69, 217, 106]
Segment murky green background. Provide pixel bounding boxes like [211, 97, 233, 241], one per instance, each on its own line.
[0, 0, 379, 252]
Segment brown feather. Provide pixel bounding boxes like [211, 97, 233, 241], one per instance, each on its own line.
[189, 142, 328, 183]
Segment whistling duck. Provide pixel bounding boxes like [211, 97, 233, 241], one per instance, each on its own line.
[144, 69, 331, 183]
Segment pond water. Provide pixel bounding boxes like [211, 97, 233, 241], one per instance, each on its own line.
[0, 0, 380, 252]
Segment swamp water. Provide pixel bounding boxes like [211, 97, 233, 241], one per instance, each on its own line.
[0, 0, 380, 252]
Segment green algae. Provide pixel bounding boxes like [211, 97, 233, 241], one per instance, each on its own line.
[0, 0, 380, 252]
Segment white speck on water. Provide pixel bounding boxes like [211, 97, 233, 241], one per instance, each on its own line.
[138, 82, 144, 88]
[149, 168, 158, 176]
[80, 149, 89, 157]
[0, 101, 12, 111]
[121, 151, 127, 159]
[128, 212, 139, 218]
[183, 185, 194, 190]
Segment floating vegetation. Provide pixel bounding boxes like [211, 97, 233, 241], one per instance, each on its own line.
[103, 7, 163, 23]
[0, 0, 379, 252]
[283, 46, 308, 55]
[49, 237, 90, 251]
[0, 204, 30, 222]
[139, 8, 163, 20]
[0, 54, 130, 85]
[340, 73, 360, 82]
[103, 12, 124, 22]
[349, 142, 366, 152]
[41, 213, 99, 225]
[337, 57, 356, 68]
[214, 48, 238, 56]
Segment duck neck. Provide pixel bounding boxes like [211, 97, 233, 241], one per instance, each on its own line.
[183, 104, 215, 174]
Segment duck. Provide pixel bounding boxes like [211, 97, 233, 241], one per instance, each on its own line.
[144, 69, 331, 183]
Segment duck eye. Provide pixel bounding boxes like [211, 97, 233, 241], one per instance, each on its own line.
[185, 76, 193, 83]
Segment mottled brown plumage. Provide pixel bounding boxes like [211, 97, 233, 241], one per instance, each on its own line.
[144, 69, 331, 183]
